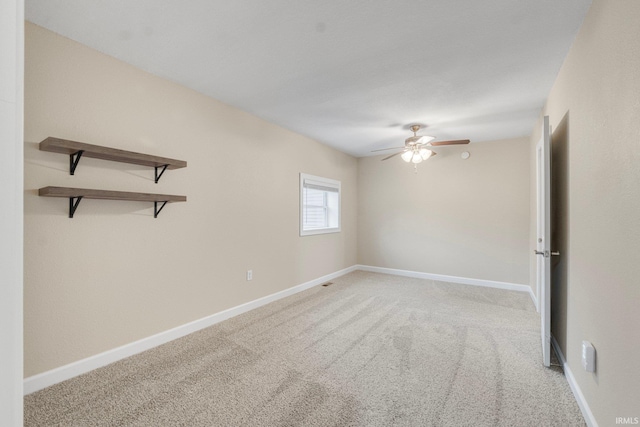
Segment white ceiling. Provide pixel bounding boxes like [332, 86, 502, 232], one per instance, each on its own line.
[26, 0, 592, 157]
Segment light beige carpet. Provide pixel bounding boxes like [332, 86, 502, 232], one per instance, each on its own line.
[25, 271, 585, 426]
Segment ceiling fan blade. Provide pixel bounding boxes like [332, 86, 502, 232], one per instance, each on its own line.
[371, 146, 406, 152]
[429, 139, 470, 146]
[381, 151, 404, 161]
[416, 135, 436, 144]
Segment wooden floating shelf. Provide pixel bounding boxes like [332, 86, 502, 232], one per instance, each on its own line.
[39, 186, 186, 218]
[39, 137, 187, 182]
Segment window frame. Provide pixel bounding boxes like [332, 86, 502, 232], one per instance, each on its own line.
[300, 173, 341, 236]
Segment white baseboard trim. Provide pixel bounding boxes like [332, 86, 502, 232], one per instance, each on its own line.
[356, 265, 535, 303]
[551, 335, 598, 427]
[23, 265, 358, 395]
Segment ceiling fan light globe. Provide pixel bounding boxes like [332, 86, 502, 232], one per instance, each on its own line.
[411, 153, 423, 164]
[401, 151, 413, 162]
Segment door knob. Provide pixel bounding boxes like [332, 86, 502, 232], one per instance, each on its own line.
[551, 251, 560, 256]
[534, 250, 544, 256]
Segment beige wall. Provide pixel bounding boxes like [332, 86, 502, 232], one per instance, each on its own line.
[529, 0, 640, 421]
[24, 23, 357, 377]
[358, 138, 530, 286]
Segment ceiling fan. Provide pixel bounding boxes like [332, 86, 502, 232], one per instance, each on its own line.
[372, 125, 470, 167]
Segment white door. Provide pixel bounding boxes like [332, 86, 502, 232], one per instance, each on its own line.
[536, 116, 552, 367]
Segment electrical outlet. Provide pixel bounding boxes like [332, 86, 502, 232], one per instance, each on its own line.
[246, 270, 253, 281]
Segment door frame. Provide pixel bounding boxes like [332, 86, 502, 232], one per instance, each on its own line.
[536, 115, 552, 367]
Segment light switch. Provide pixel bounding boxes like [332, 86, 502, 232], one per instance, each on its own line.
[582, 341, 596, 372]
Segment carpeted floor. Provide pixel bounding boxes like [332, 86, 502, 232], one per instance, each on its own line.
[24, 271, 585, 426]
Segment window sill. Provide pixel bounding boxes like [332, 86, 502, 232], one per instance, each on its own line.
[300, 227, 341, 237]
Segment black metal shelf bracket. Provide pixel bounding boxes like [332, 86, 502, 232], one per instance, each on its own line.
[154, 165, 169, 183]
[70, 150, 85, 175]
[154, 201, 168, 218]
[69, 196, 83, 218]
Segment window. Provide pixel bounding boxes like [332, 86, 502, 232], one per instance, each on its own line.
[300, 173, 341, 236]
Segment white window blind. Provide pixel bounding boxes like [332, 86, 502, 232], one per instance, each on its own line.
[300, 174, 341, 236]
